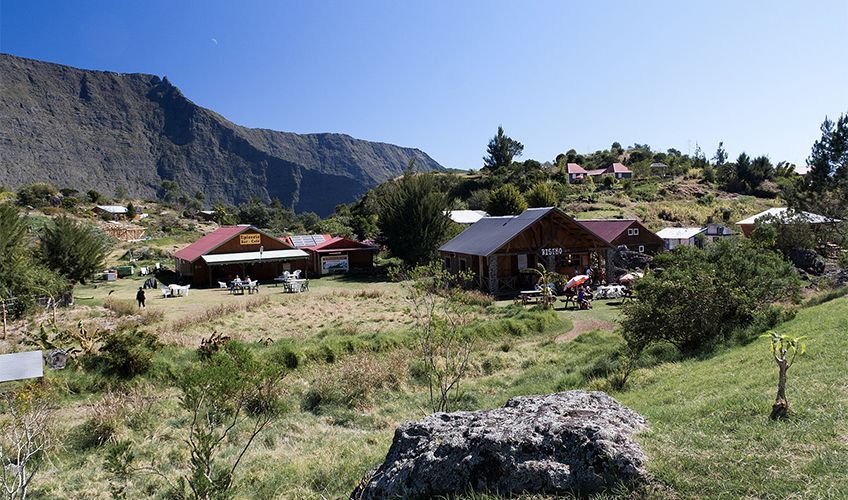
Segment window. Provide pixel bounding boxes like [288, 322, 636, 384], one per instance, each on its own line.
[459, 259, 467, 272]
[628, 227, 640, 236]
[638, 245, 645, 253]
[444, 257, 451, 269]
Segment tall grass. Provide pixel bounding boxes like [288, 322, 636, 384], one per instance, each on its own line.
[166, 295, 270, 332]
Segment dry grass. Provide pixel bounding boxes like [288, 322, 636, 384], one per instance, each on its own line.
[103, 296, 138, 317]
[158, 295, 270, 342]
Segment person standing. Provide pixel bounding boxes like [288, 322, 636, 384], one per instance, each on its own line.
[136, 287, 146, 308]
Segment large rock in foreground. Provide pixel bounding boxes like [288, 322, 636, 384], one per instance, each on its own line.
[352, 391, 649, 499]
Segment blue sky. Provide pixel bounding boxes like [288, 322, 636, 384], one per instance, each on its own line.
[2, 1, 846, 169]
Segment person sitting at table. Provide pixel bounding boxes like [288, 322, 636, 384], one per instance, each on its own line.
[577, 286, 592, 310]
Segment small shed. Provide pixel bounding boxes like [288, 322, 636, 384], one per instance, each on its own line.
[174, 225, 309, 286]
[656, 227, 706, 250]
[577, 219, 663, 254]
[285, 234, 379, 275]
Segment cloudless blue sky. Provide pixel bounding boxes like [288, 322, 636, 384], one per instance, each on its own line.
[2, 1, 846, 169]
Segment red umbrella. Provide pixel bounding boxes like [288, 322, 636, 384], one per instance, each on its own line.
[565, 274, 590, 289]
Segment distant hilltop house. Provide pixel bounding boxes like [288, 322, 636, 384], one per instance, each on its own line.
[577, 219, 663, 254]
[565, 163, 588, 183]
[284, 234, 378, 275]
[445, 210, 489, 225]
[735, 207, 840, 237]
[657, 221, 736, 250]
[650, 162, 670, 177]
[93, 205, 128, 220]
[656, 227, 707, 250]
[565, 163, 632, 183]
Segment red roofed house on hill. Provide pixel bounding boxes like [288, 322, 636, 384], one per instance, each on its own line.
[284, 234, 379, 275]
[174, 225, 309, 286]
[565, 163, 588, 183]
[577, 219, 663, 254]
[586, 162, 633, 180]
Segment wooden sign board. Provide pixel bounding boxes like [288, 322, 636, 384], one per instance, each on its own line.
[239, 233, 261, 245]
[0, 351, 43, 383]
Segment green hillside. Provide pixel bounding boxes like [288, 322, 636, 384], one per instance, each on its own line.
[618, 296, 848, 498]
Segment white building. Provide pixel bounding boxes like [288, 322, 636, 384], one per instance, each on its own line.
[656, 227, 707, 250]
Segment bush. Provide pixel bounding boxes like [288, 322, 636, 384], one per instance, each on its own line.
[622, 238, 800, 355]
[16, 182, 58, 207]
[40, 216, 109, 284]
[86, 329, 160, 378]
[486, 184, 528, 216]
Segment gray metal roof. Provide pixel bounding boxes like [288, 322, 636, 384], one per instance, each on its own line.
[439, 207, 557, 256]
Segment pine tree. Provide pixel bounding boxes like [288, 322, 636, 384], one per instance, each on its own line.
[40, 216, 108, 284]
[377, 172, 452, 265]
[483, 126, 524, 171]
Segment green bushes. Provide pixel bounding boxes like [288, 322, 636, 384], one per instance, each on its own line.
[622, 238, 800, 356]
[85, 329, 160, 378]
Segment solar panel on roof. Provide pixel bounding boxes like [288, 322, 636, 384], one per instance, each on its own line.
[290, 234, 326, 247]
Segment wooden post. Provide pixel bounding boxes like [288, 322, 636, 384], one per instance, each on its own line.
[1, 298, 7, 340]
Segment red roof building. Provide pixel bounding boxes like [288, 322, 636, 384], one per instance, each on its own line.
[285, 234, 379, 275]
[577, 219, 662, 254]
[174, 225, 309, 286]
[565, 163, 588, 183]
[586, 162, 633, 179]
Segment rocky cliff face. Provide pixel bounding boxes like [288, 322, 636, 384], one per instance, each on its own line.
[0, 54, 443, 215]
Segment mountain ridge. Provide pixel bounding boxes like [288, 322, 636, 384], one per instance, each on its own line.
[0, 53, 443, 215]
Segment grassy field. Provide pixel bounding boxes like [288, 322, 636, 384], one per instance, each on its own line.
[17, 278, 847, 498]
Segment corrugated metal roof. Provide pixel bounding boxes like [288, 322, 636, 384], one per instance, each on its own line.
[608, 162, 631, 173]
[95, 205, 128, 214]
[735, 207, 839, 225]
[174, 226, 252, 262]
[577, 219, 637, 243]
[439, 208, 554, 256]
[566, 163, 587, 174]
[306, 236, 379, 252]
[656, 227, 706, 240]
[446, 210, 489, 224]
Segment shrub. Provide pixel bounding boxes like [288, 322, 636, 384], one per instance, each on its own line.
[86, 329, 160, 378]
[16, 182, 58, 207]
[486, 184, 527, 216]
[302, 352, 409, 413]
[456, 289, 494, 308]
[622, 238, 800, 355]
[40, 216, 109, 284]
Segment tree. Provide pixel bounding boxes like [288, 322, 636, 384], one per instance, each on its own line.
[0, 205, 67, 317]
[0, 383, 55, 500]
[16, 183, 57, 208]
[109, 342, 288, 499]
[394, 263, 476, 412]
[524, 182, 557, 208]
[236, 200, 273, 228]
[621, 239, 800, 355]
[483, 126, 523, 171]
[211, 205, 236, 226]
[377, 172, 452, 265]
[486, 184, 527, 216]
[40, 216, 108, 284]
[114, 186, 128, 200]
[713, 141, 728, 166]
[125, 203, 137, 219]
[806, 112, 848, 191]
[763, 331, 806, 419]
[87, 189, 103, 203]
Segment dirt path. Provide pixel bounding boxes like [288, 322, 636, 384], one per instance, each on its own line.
[555, 319, 616, 343]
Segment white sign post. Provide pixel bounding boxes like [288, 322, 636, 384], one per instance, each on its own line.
[0, 351, 44, 383]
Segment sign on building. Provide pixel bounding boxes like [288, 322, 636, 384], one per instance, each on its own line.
[0, 351, 44, 383]
[321, 255, 349, 275]
[239, 233, 261, 245]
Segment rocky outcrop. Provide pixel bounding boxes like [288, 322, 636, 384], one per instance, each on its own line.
[0, 54, 443, 215]
[352, 391, 649, 499]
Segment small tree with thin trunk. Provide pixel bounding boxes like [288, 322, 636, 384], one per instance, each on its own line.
[763, 331, 807, 419]
[394, 263, 476, 413]
[0, 383, 55, 500]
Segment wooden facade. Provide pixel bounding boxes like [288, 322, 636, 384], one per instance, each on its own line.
[175, 226, 308, 287]
[439, 208, 611, 295]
